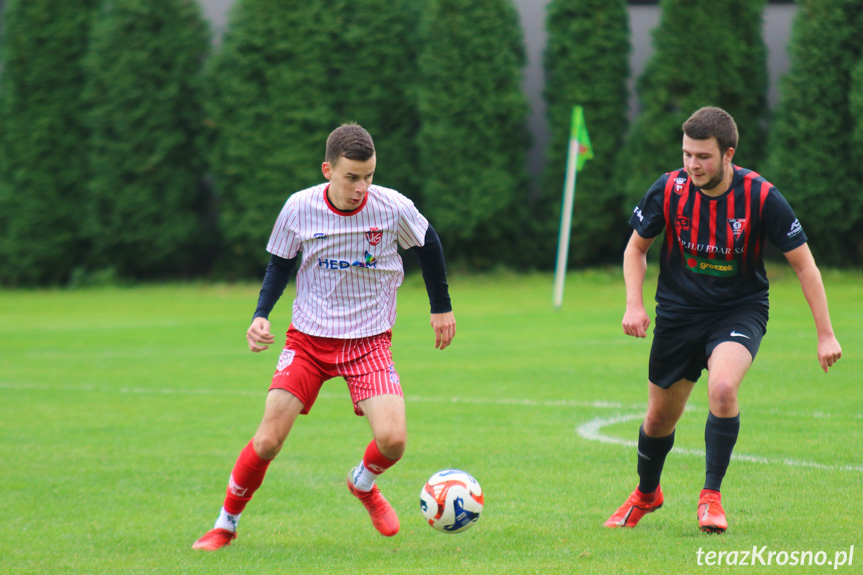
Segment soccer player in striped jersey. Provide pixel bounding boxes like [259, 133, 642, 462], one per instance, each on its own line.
[604, 107, 841, 534]
[193, 124, 456, 550]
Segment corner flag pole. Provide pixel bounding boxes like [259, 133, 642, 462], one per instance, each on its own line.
[553, 105, 592, 310]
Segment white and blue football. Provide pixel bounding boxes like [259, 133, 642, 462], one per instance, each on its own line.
[419, 469, 484, 533]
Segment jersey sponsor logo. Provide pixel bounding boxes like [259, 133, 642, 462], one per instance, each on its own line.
[352, 250, 377, 269]
[730, 331, 751, 340]
[318, 258, 352, 269]
[317, 251, 378, 270]
[675, 216, 691, 231]
[313, 232, 328, 239]
[727, 218, 746, 239]
[674, 177, 687, 194]
[787, 219, 803, 238]
[365, 227, 383, 246]
[276, 349, 295, 372]
[633, 206, 644, 222]
[678, 238, 740, 255]
[685, 254, 738, 277]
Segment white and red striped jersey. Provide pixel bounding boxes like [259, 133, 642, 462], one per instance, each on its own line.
[266, 183, 429, 339]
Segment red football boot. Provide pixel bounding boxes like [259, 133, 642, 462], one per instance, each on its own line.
[192, 528, 237, 550]
[604, 486, 664, 528]
[697, 489, 728, 533]
[347, 469, 400, 537]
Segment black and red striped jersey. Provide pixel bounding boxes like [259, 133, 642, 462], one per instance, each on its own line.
[629, 165, 807, 318]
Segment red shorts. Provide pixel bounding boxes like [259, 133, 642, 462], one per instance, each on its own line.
[269, 325, 403, 416]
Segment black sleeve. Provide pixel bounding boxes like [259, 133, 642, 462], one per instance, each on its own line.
[252, 254, 298, 321]
[410, 224, 452, 314]
[763, 188, 807, 252]
[630, 173, 670, 238]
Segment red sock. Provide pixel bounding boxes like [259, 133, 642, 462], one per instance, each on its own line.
[363, 440, 401, 475]
[223, 440, 272, 515]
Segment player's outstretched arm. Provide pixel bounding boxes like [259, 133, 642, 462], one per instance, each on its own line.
[247, 254, 296, 353]
[783, 243, 842, 372]
[411, 224, 454, 350]
[247, 317, 275, 353]
[622, 231, 654, 338]
[430, 312, 456, 350]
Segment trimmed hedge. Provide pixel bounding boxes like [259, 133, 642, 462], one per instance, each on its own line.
[4, 2, 860, 282]
[0, 0, 98, 285]
[542, 0, 631, 266]
[83, 0, 211, 279]
[205, 0, 421, 277]
[619, 0, 769, 207]
[415, 0, 531, 268]
[765, 0, 863, 266]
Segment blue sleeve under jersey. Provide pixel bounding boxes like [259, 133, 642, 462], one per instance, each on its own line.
[411, 224, 453, 314]
[252, 254, 298, 321]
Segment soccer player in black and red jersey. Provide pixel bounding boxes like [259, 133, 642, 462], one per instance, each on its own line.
[604, 107, 842, 533]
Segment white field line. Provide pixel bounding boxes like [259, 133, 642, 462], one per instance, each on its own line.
[4, 381, 860, 472]
[5, 380, 859, 418]
[0, 381, 644, 410]
[576, 412, 863, 473]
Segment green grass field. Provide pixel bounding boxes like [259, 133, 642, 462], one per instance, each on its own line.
[2, 269, 860, 574]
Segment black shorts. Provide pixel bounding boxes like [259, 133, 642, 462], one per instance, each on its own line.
[648, 304, 768, 389]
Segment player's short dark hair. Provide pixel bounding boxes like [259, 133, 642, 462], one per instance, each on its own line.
[682, 107, 738, 154]
[325, 123, 375, 166]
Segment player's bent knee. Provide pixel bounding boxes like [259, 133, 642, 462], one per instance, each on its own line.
[376, 433, 407, 461]
[709, 398, 738, 417]
[253, 432, 286, 460]
[643, 404, 684, 436]
[708, 381, 739, 415]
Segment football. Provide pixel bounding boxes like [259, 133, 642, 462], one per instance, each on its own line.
[419, 469, 484, 533]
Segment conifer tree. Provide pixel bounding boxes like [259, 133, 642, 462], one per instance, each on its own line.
[851, 57, 863, 163]
[206, 1, 336, 275]
[0, 0, 98, 285]
[542, 0, 630, 266]
[620, 0, 768, 207]
[206, 0, 421, 276]
[326, 0, 422, 203]
[84, 0, 211, 278]
[415, 0, 531, 267]
[766, 0, 863, 265]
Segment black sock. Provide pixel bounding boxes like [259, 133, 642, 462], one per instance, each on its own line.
[637, 424, 675, 494]
[704, 412, 740, 492]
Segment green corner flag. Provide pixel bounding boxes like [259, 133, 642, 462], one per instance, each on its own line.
[553, 105, 593, 309]
[572, 105, 593, 172]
